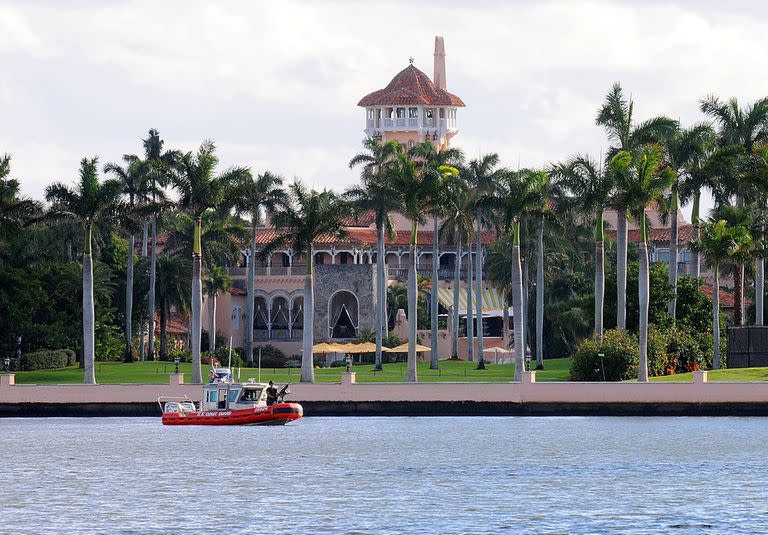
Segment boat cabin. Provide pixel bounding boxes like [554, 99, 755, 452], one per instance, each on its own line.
[200, 380, 269, 412]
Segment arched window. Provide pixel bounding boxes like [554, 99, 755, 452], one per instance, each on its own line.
[328, 290, 359, 339]
[291, 297, 304, 339]
[254, 296, 268, 339]
[270, 296, 289, 339]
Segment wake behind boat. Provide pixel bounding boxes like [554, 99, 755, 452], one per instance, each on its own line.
[160, 368, 303, 426]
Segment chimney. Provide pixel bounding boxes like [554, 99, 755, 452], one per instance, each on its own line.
[433, 36, 446, 89]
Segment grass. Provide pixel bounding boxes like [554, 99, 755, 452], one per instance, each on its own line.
[12, 357, 572, 384]
[649, 367, 768, 382]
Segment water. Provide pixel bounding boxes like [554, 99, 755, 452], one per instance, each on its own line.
[1, 417, 767, 534]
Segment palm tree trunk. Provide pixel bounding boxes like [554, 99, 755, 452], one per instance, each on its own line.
[430, 217, 440, 369]
[83, 225, 96, 384]
[159, 299, 168, 361]
[668, 190, 679, 320]
[375, 223, 385, 370]
[638, 215, 650, 383]
[595, 210, 605, 343]
[713, 264, 721, 369]
[734, 264, 744, 326]
[502, 290, 510, 350]
[535, 216, 544, 369]
[208, 293, 217, 352]
[475, 213, 485, 367]
[125, 233, 134, 362]
[139, 221, 148, 361]
[246, 222, 256, 365]
[616, 209, 628, 329]
[190, 216, 203, 384]
[466, 242, 474, 362]
[407, 223, 418, 382]
[511, 223, 525, 381]
[451, 237, 461, 359]
[691, 192, 701, 279]
[148, 216, 157, 360]
[757, 255, 764, 326]
[301, 246, 315, 383]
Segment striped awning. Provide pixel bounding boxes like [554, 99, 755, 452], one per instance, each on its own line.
[435, 286, 512, 318]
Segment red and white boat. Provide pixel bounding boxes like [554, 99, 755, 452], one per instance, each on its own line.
[160, 369, 303, 426]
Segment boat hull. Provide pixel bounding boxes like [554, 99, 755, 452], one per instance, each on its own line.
[162, 403, 303, 426]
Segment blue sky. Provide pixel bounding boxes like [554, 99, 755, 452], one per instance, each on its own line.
[2, 0, 768, 221]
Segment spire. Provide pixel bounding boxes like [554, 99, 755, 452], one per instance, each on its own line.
[433, 36, 446, 90]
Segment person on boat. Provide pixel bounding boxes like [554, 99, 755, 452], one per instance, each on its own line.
[266, 381, 278, 406]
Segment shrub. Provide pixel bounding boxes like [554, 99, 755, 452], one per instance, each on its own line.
[647, 327, 672, 377]
[284, 358, 301, 368]
[21, 349, 71, 370]
[330, 360, 348, 367]
[251, 345, 287, 368]
[569, 329, 638, 381]
[62, 349, 76, 366]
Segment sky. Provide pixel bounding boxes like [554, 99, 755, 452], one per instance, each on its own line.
[3, 0, 768, 221]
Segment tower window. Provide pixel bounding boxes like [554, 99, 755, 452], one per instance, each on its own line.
[396, 108, 406, 118]
[408, 107, 418, 118]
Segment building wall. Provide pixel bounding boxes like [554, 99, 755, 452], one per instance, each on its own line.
[313, 264, 377, 342]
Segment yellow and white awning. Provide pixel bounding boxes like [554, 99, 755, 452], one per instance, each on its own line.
[435, 286, 512, 318]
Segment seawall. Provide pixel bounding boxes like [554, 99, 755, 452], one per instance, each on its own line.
[2, 371, 768, 417]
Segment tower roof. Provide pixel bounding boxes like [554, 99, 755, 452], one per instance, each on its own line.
[357, 64, 464, 107]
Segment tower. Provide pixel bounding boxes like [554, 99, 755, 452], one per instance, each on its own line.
[357, 36, 464, 149]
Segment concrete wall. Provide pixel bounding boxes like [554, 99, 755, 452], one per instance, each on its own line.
[314, 264, 376, 342]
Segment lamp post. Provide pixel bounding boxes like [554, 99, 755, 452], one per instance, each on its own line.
[174, 357, 180, 374]
[598, 352, 606, 381]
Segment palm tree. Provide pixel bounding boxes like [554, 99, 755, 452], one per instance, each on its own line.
[596, 83, 677, 329]
[163, 212, 246, 269]
[691, 219, 753, 369]
[347, 138, 399, 371]
[550, 155, 614, 343]
[45, 157, 122, 383]
[172, 140, 249, 383]
[104, 154, 150, 362]
[386, 147, 456, 382]
[411, 142, 464, 369]
[204, 266, 232, 352]
[699, 96, 768, 325]
[263, 180, 346, 382]
[462, 154, 505, 364]
[0, 154, 41, 243]
[610, 147, 675, 381]
[663, 123, 716, 321]
[439, 177, 473, 359]
[230, 171, 286, 365]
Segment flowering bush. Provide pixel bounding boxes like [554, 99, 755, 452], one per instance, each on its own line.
[569, 329, 638, 381]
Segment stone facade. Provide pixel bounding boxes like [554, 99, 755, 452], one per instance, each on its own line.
[313, 264, 376, 342]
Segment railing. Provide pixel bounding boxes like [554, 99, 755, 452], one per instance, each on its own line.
[408, 118, 418, 128]
[271, 266, 288, 276]
[387, 267, 477, 281]
[228, 267, 246, 276]
[383, 118, 393, 128]
[366, 119, 374, 128]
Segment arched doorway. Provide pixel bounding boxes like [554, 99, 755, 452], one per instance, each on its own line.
[328, 290, 359, 339]
[270, 296, 289, 339]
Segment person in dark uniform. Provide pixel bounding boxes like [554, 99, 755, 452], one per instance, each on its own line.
[266, 381, 278, 406]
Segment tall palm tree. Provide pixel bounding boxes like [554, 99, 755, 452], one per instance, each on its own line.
[411, 142, 464, 369]
[610, 147, 675, 381]
[163, 212, 246, 269]
[45, 157, 122, 384]
[347, 138, 399, 371]
[204, 266, 232, 352]
[596, 83, 677, 329]
[700, 96, 768, 325]
[663, 123, 716, 321]
[550, 155, 614, 343]
[230, 171, 286, 365]
[387, 147, 457, 382]
[439, 177, 473, 359]
[263, 181, 346, 382]
[141, 129, 182, 362]
[104, 154, 150, 362]
[0, 154, 41, 243]
[462, 154, 505, 363]
[691, 219, 753, 369]
[172, 140, 249, 383]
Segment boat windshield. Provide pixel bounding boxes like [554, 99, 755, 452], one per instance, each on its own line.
[240, 388, 263, 402]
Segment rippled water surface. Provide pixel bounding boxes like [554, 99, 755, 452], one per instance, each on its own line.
[1, 417, 767, 534]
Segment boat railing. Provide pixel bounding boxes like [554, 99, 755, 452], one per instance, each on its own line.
[157, 394, 193, 413]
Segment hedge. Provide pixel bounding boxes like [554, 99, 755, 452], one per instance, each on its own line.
[21, 349, 75, 370]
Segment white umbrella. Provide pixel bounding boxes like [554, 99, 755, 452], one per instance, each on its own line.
[482, 346, 512, 364]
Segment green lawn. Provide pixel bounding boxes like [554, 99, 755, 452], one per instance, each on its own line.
[12, 357, 572, 384]
[649, 367, 768, 382]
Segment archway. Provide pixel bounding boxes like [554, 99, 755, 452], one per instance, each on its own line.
[328, 290, 359, 339]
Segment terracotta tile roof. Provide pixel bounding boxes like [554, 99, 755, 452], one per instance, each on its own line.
[605, 224, 694, 244]
[701, 284, 741, 309]
[339, 211, 376, 227]
[358, 65, 465, 107]
[229, 286, 247, 296]
[154, 313, 188, 335]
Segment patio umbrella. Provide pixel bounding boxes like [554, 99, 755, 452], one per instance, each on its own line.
[384, 343, 431, 353]
[482, 346, 512, 364]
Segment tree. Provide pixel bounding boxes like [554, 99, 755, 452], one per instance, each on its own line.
[172, 140, 249, 383]
[104, 154, 149, 362]
[387, 147, 457, 381]
[204, 266, 232, 352]
[230, 171, 286, 366]
[45, 157, 122, 383]
[550, 155, 614, 343]
[462, 153, 505, 365]
[0, 154, 41, 244]
[662, 123, 716, 320]
[347, 138, 399, 371]
[610, 147, 674, 381]
[596, 83, 677, 330]
[690, 219, 754, 369]
[263, 181, 346, 382]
